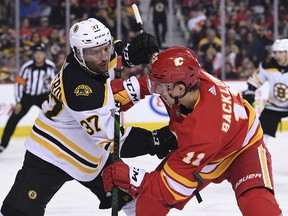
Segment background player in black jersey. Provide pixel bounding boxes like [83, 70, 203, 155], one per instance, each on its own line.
[243, 38, 288, 144]
[0, 18, 177, 216]
[0, 43, 56, 153]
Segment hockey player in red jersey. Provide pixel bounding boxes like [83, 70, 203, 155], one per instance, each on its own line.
[103, 46, 283, 215]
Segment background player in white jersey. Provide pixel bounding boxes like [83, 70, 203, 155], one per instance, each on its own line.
[0, 18, 177, 216]
[243, 39, 288, 144]
[103, 46, 282, 215]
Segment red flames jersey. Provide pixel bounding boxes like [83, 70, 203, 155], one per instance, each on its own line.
[138, 70, 263, 206]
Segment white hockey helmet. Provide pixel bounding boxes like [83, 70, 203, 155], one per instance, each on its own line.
[69, 18, 112, 72]
[272, 39, 288, 65]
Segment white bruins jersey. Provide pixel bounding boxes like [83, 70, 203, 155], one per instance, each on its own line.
[247, 58, 288, 112]
[24, 53, 131, 182]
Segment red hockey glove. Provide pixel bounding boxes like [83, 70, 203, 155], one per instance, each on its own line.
[102, 161, 146, 198]
[112, 76, 143, 111]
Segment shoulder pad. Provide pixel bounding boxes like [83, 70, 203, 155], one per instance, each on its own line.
[62, 59, 108, 111]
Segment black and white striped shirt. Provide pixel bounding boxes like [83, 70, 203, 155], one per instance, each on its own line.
[15, 59, 56, 103]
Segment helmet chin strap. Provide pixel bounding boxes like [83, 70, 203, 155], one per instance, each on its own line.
[78, 61, 101, 76]
[83, 64, 102, 76]
[169, 88, 189, 105]
[79, 57, 105, 76]
[285, 53, 288, 66]
[75, 49, 103, 76]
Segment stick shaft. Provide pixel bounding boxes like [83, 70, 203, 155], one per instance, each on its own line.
[132, 4, 144, 32]
[111, 55, 122, 216]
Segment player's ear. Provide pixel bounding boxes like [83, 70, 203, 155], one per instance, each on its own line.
[174, 82, 186, 94]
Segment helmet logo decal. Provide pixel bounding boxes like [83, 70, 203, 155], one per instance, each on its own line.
[174, 57, 184, 66]
[92, 24, 100, 32]
[74, 85, 93, 96]
[73, 25, 79, 33]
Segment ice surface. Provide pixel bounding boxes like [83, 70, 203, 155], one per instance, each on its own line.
[0, 132, 287, 215]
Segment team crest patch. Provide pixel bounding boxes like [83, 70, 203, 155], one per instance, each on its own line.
[74, 85, 92, 96]
[28, 190, 37, 200]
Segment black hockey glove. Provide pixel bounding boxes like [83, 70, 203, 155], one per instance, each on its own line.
[242, 90, 255, 106]
[242, 84, 257, 106]
[123, 32, 159, 67]
[150, 126, 178, 159]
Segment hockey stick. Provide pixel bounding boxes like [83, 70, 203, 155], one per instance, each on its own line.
[111, 55, 122, 216]
[132, 4, 144, 32]
[132, 3, 159, 63]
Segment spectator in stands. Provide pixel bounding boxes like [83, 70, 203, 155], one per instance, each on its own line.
[197, 17, 217, 39]
[0, 21, 15, 63]
[198, 29, 221, 54]
[21, 31, 44, 63]
[186, 9, 207, 50]
[224, 61, 239, 80]
[149, 0, 168, 48]
[38, 16, 52, 42]
[95, 7, 116, 38]
[232, 2, 249, 25]
[20, 0, 42, 26]
[54, 51, 66, 72]
[46, 28, 65, 63]
[120, 8, 138, 41]
[70, 0, 88, 23]
[0, 0, 15, 25]
[0, 43, 56, 153]
[226, 28, 242, 50]
[0, 57, 18, 83]
[19, 18, 34, 43]
[49, 0, 65, 28]
[198, 28, 222, 75]
[186, 9, 207, 33]
[29, 32, 42, 47]
[245, 31, 265, 68]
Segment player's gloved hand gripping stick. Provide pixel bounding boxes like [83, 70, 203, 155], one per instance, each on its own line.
[123, 4, 159, 67]
[132, 4, 144, 33]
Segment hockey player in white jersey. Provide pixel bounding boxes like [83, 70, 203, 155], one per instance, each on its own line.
[243, 38, 288, 143]
[0, 18, 177, 216]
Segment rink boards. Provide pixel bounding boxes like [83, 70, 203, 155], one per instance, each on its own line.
[0, 81, 287, 138]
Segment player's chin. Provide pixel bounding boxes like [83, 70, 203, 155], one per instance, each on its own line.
[96, 64, 108, 73]
[101, 62, 109, 70]
[161, 96, 174, 105]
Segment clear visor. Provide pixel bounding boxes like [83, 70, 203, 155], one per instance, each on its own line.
[147, 76, 174, 95]
[83, 43, 113, 60]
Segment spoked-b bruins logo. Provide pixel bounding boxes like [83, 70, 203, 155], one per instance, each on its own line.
[273, 83, 288, 102]
[73, 25, 79, 33]
[28, 190, 37, 200]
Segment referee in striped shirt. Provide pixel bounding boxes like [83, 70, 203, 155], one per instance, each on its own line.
[0, 43, 56, 153]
